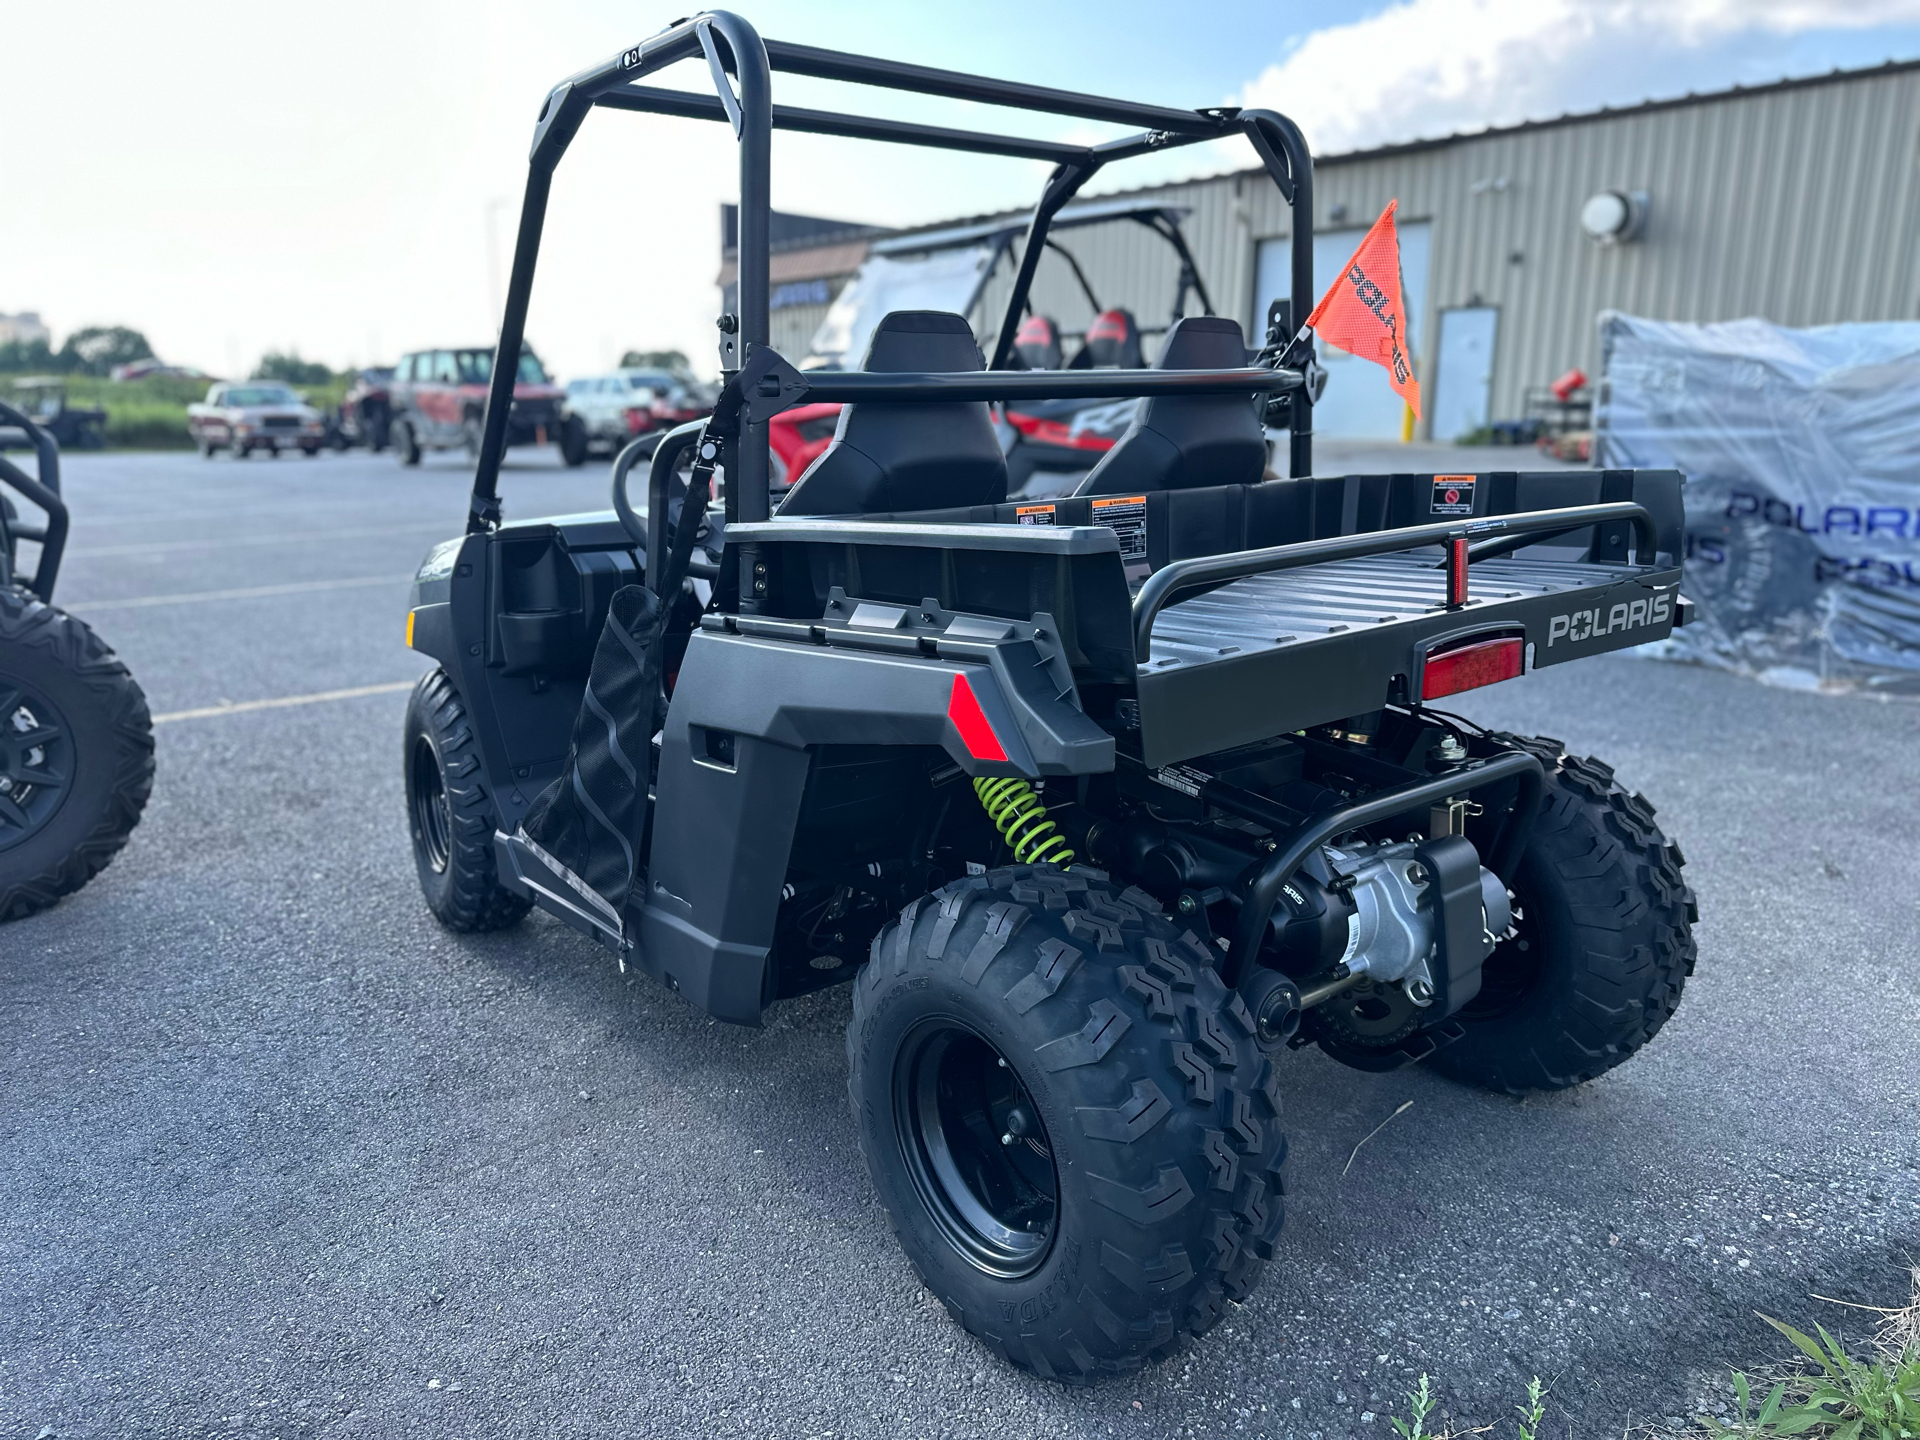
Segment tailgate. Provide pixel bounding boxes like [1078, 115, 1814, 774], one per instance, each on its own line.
[1133, 502, 1683, 767]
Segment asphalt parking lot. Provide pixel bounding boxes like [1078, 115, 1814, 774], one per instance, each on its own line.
[3, 448, 1916, 1440]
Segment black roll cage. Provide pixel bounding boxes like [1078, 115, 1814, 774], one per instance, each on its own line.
[469, 9, 1316, 535]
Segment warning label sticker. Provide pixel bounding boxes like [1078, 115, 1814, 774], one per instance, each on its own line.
[1015, 504, 1057, 526]
[1090, 494, 1148, 560]
[1431, 475, 1476, 516]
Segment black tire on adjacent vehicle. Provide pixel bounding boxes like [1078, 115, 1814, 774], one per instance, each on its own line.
[402, 667, 528, 932]
[394, 419, 422, 467]
[0, 586, 154, 922]
[848, 865, 1288, 1382]
[559, 415, 589, 468]
[1425, 734, 1699, 1094]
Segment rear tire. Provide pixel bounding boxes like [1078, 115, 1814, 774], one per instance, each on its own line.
[1425, 735, 1698, 1093]
[849, 866, 1288, 1382]
[403, 667, 528, 932]
[394, 419, 422, 467]
[0, 587, 154, 922]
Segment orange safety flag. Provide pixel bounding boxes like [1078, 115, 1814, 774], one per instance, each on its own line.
[1306, 200, 1421, 417]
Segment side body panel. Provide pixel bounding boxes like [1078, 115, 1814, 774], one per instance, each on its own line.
[635, 628, 1112, 1024]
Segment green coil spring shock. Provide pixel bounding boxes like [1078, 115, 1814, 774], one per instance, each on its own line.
[973, 776, 1074, 868]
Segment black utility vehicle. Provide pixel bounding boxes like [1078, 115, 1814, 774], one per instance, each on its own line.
[0, 404, 153, 920]
[402, 13, 1697, 1382]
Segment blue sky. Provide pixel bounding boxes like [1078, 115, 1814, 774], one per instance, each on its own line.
[4, 1, 1919, 376]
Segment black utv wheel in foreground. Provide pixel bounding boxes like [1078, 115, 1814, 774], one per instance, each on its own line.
[0, 586, 154, 922]
[849, 866, 1288, 1382]
[403, 668, 529, 932]
[1425, 734, 1699, 1094]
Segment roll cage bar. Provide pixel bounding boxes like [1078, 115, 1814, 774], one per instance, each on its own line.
[469, 9, 1316, 535]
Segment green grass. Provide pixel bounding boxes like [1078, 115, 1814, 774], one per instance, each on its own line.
[2, 370, 349, 451]
[1377, 1275, 1920, 1440]
[1686, 1280, 1920, 1440]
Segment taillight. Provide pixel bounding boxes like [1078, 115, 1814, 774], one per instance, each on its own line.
[947, 673, 1007, 762]
[624, 407, 648, 434]
[1421, 636, 1524, 699]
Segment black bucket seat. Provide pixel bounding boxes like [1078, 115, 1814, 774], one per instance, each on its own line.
[777, 311, 1008, 517]
[1067, 308, 1143, 369]
[1074, 316, 1266, 497]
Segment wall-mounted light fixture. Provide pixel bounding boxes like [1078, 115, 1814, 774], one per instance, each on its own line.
[1580, 189, 1649, 244]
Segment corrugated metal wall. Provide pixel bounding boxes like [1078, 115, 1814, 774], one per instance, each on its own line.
[950, 66, 1920, 435]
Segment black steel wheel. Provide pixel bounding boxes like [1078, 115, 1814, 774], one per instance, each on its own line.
[895, 1019, 1058, 1279]
[402, 667, 527, 931]
[1426, 735, 1698, 1092]
[849, 866, 1289, 1382]
[0, 673, 73, 855]
[408, 732, 453, 875]
[0, 587, 153, 921]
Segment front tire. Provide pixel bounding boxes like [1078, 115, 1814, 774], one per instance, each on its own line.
[1426, 735, 1698, 1093]
[394, 419, 422, 467]
[0, 587, 154, 921]
[403, 668, 528, 932]
[849, 866, 1288, 1382]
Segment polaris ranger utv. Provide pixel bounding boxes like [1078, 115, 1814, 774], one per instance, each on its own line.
[401, 13, 1697, 1382]
[0, 403, 154, 920]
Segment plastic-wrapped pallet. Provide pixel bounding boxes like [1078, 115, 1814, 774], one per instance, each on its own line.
[1596, 311, 1920, 695]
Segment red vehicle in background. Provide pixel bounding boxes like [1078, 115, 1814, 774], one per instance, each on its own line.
[767, 402, 843, 493]
[339, 367, 395, 451]
[389, 345, 585, 467]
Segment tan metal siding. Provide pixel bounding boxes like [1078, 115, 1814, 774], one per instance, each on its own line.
[945, 67, 1920, 437]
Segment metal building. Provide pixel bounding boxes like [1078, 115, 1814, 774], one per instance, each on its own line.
[725, 60, 1920, 443]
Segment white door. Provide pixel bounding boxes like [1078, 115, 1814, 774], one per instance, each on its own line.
[1253, 220, 1431, 440]
[1431, 306, 1499, 441]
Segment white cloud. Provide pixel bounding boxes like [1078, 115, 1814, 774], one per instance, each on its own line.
[1236, 0, 1920, 155]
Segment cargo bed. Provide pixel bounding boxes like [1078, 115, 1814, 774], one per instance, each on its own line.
[721, 468, 1689, 768]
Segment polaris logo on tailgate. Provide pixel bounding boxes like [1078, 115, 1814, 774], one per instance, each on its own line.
[1548, 590, 1673, 647]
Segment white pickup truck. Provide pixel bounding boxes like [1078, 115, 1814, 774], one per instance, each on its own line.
[186, 382, 325, 458]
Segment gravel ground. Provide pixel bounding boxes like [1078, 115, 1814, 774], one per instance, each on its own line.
[3, 450, 1915, 1440]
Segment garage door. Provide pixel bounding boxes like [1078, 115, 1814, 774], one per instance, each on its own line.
[1254, 221, 1431, 441]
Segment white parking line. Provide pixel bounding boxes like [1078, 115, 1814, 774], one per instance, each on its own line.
[152, 680, 415, 725]
[63, 574, 414, 611]
[65, 522, 449, 559]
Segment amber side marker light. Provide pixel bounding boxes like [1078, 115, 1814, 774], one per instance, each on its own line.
[406, 610, 416, 647]
[1421, 636, 1524, 700]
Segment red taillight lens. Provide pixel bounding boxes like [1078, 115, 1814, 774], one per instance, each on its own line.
[1421, 636, 1524, 699]
[947, 673, 1007, 762]
[623, 407, 647, 434]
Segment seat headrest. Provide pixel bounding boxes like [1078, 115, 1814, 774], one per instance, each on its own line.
[1157, 315, 1249, 369]
[1083, 309, 1142, 368]
[861, 310, 984, 373]
[1013, 314, 1062, 370]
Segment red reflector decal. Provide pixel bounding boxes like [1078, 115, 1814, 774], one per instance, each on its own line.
[1422, 637, 1524, 699]
[947, 673, 1007, 762]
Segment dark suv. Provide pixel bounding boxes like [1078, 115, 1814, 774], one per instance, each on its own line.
[389, 345, 583, 467]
